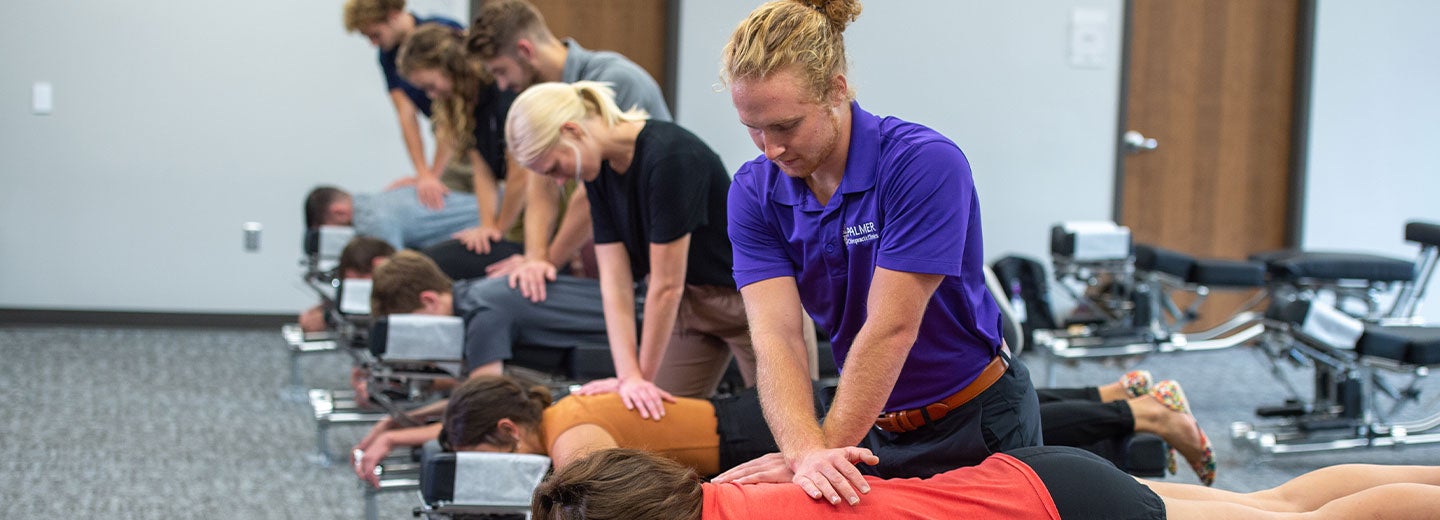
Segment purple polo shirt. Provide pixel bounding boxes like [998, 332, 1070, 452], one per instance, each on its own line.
[728, 101, 1001, 412]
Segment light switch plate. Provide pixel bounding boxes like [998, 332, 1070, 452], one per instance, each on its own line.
[32, 82, 53, 115]
[1070, 8, 1109, 69]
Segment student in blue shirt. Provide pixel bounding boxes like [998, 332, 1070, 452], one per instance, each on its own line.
[713, 0, 1042, 507]
[343, 0, 464, 210]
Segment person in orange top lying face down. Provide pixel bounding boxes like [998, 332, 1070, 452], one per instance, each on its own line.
[534, 447, 1440, 520]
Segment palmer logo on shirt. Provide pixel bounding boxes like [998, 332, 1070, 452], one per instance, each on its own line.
[843, 221, 879, 246]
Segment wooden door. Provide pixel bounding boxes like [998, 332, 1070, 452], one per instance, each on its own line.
[472, 0, 672, 103]
[1118, 0, 1305, 328]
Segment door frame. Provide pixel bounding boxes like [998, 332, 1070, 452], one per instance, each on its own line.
[1109, 0, 1320, 249]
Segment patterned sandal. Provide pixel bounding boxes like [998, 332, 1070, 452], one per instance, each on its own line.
[1120, 370, 1153, 398]
[1149, 380, 1217, 486]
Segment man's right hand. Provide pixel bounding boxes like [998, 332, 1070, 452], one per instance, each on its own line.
[786, 447, 878, 506]
[353, 435, 393, 488]
[413, 175, 449, 210]
[506, 258, 558, 302]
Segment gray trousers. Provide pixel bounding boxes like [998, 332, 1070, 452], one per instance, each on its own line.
[461, 275, 609, 371]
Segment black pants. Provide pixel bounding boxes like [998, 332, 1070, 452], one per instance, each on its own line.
[1037, 388, 1137, 448]
[421, 239, 524, 281]
[858, 356, 1044, 478]
[711, 384, 830, 475]
[1008, 445, 1166, 520]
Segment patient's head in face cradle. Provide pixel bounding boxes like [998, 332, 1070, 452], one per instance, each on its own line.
[337, 237, 396, 279]
[305, 186, 354, 229]
[370, 250, 455, 317]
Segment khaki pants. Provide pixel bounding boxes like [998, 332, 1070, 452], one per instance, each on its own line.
[653, 285, 819, 398]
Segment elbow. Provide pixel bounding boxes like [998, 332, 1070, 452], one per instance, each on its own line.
[647, 280, 686, 304]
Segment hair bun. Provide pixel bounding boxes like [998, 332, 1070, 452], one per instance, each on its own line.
[528, 385, 555, 408]
[796, 0, 862, 32]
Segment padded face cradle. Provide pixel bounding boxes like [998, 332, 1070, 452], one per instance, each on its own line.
[1406, 221, 1440, 248]
[1357, 325, 1440, 365]
[1133, 244, 1195, 279]
[1051, 221, 1133, 261]
[1188, 259, 1266, 287]
[1255, 251, 1416, 283]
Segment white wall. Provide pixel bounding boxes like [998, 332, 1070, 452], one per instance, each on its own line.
[1303, 0, 1440, 322]
[0, 1, 465, 314]
[675, 0, 1124, 266]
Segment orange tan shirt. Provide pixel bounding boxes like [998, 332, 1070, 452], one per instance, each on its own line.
[542, 393, 721, 475]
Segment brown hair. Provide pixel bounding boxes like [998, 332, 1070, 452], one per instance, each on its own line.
[441, 375, 553, 451]
[398, 24, 492, 153]
[342, 0, 404, 32]
[369, 250, 453, 316]
[721, 0, 862, 101]
[533, 448, 703, 520]
[465, 0, 558, 61]
[337, 237, 396, 276]
[304, 186, 350, 229]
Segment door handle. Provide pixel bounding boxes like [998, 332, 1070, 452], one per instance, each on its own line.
[1123, 130, 1158, 154]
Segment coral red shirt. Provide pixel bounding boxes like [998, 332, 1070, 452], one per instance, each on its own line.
[701, 453, 1059, 520]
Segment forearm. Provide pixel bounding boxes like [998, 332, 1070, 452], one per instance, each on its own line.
[429, 139, 454, 177]
[470, 151, 499, 228]
[546, 189, 593, 267]
[741, 280, 827, 456]
[401, 400, 449, 424]
[495, 158, 528, 232]
[820, 324, 916, 448]
[597, 258, 641, 380]
[636, 281, 684, 379]
[524, 176, 561, 260]
[391, 92, 428, 174]
[758, 332, 828, 456]
[819, 268, 937, 448]
[378, 422, 445, 451]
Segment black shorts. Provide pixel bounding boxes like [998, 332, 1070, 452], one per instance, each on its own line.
[1007, 445, 1166, 520]
[711, 384, 829, 474]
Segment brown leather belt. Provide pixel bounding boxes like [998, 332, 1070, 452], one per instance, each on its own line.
[874, 347, 1010, 434]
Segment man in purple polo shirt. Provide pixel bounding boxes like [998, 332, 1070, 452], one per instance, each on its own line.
[710, 0, 1041, 507]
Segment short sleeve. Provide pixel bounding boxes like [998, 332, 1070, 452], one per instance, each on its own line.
[728, 168, 796, 288]
[586, 179, 621, 244]
[874, 140, 973, 277]
[379, 49, 405, 91]
[646, 152, 710, 244]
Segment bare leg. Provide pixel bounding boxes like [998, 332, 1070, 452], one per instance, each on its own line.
[1161, 482, 1440, 520]
[1144, 465, 1440, 513]
[1096, 381, 1127, 402]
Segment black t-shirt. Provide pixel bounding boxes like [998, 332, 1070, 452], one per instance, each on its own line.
[471, 84, 515, 182]
[586, 121, 734, 288]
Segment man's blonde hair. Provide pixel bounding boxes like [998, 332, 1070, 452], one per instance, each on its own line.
[505, 81, 649, 168]
[342, 0, 405, 32]
[721, 0, 861, 102]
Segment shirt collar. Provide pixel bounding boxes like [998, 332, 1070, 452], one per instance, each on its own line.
[770, 101, 880, 208]
[560, 38, 587, 83]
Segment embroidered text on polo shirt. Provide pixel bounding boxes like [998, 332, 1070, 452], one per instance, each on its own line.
[843, 221, 879, 246]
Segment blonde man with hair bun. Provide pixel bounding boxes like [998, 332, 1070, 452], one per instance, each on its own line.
[714, 0, 1043, 507]
[505, 81, 758, 419]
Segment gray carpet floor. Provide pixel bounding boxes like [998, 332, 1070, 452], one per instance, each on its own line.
[2, 324, 1439, 519]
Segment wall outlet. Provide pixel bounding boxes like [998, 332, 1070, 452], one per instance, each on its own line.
[243, 222, 263, 252]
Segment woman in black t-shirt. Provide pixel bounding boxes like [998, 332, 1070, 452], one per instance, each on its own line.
[503, 81, 757, 418]
[397, 24, 522, 259]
